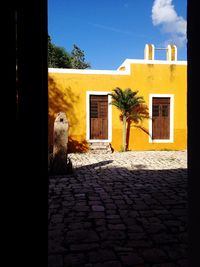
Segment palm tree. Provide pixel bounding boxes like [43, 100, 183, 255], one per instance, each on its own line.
[109, 87, 149, 151]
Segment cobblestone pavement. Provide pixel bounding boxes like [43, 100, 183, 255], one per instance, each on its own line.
[48, 150, 188, 267]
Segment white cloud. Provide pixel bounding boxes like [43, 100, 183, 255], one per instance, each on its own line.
[152, 0, 187, 47]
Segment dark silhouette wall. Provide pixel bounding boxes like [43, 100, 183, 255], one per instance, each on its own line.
[15, 1, 48, 266]
[187, 1, 200, 266]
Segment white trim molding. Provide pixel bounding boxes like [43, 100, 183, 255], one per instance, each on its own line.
[86, 91, 112, 142]
[149, 94, 174, 143]
[48, 63, 131, 75]
[48, 58, 187, 75]
[118, 59, 187, 68]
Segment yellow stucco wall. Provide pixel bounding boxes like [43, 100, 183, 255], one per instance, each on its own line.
[48, 59, 187, 152]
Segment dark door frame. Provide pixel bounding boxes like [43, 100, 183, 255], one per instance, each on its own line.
[90, 95, 108, 139]
[149, 94, 174, 143]
[86, 91, 112, 142]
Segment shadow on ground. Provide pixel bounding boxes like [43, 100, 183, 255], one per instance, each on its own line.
[48, 163, 188, 267]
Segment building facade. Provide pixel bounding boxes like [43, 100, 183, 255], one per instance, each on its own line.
[48, 44, 187, 152]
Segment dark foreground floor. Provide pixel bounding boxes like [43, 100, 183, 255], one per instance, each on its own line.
[48, 152, 188, 267]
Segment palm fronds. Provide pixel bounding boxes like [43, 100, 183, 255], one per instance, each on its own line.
[109, 87, 149, 151]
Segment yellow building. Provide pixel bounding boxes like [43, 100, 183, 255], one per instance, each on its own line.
[48, 44, 187, 153]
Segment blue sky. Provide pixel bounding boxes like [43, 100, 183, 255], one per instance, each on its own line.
[48, 0, 187, 70]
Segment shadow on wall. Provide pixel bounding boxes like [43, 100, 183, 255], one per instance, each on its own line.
[48, 76, 88, 153]
[68, 137, 89, 153]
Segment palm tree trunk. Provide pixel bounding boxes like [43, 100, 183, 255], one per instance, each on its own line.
[122, 114, 127, 151]
[126, 120, 131, 150]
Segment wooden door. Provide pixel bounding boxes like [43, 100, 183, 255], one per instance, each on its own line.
[152, 97, 170, 139]
[90, 95, 108, 139]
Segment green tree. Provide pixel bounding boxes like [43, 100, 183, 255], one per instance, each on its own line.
[109, 87, 149, 151]
[48, 36, 91, 69]
[48, 35, 71, 68]
[70, 44, 91, 69]
[52, 46, 71, 68]
[48, 35, 54, 67]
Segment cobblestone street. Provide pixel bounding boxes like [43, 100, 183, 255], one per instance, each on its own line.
[48, 150, 188, 267]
